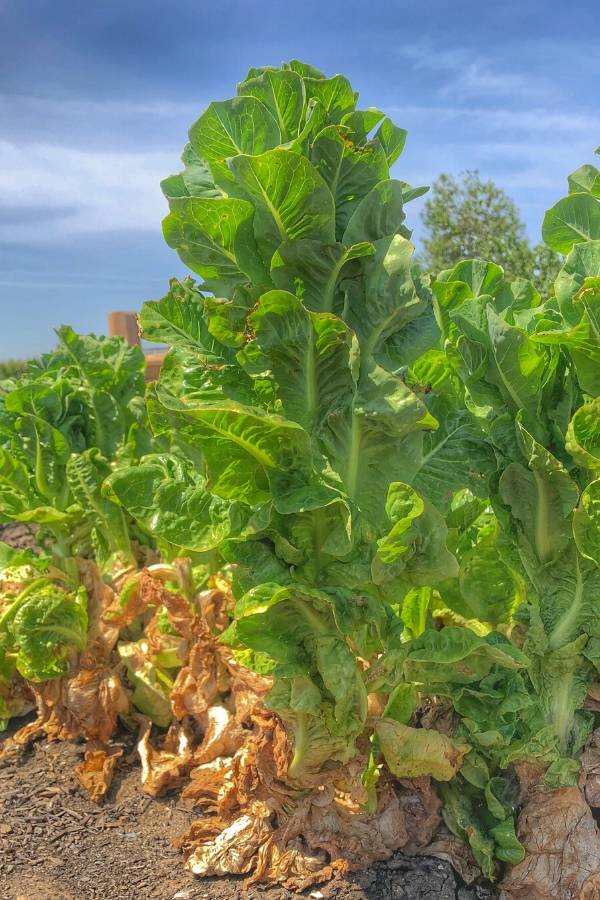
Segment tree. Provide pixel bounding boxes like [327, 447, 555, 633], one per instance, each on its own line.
[420, 171, 561, 296]
[531, 243, 563, 298]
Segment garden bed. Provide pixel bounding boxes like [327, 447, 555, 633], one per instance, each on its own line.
[0, 524, 497, 900]
[0, 727, 496, 900]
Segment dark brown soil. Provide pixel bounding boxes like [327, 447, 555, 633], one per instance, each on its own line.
[0, 728, 497, 900]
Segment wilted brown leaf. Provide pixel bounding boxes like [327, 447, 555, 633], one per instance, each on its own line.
[183, 756, 234, 809]
[190, 705, 246, 766]
[418, 695, 455, 735]
[7, 679, 80, 746]
[500, 786, 600, 899]
[3, 661, 129, 753]
[65, 666, 129, 744]
[0, 676, 35, 727]
[582, 728, 600, 808]
[585, 684, 600, 714]
[198, 587, 230, 633]
[103, 568, 174, 628]
[183, 802, 274, 877]
[77, 559, 119, 657]
[170, 625, 229, 723]
[75, 747, 122, 803]
[423, 834, 481, 884]
[145, 607, 188, 663]
[137, 715, 195, 796]
[397, 776, 442, 853]
[159, 587, 196, 640]
[177, 708, 441, 890]
[226, 658, 272, 724]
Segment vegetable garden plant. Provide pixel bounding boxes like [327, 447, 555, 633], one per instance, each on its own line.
[2, 60, 600, 898]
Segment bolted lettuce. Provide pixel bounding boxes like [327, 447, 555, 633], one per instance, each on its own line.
[421, 150, 600, 874]
[107, 61, 487, 784]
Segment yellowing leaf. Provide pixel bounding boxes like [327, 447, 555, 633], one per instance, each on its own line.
[375, 719, 470, 781]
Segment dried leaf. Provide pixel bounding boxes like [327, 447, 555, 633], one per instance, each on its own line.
[183, 756, 234, 809]
[367, 692, 388, 717]
[500, 786, 600, 899]
[191, 705, 246, 766]
[423, 834, 481, 884]
[77, 559, 119, 656]
[418, 696, 456, 735]
[145, 608, 188, 662]
[102, 565, 198, 643]
[0, 676, 35, 724]
[581, 728, 600, 808]
[137, 715, 195, 796]
[177, 709, 440, 890]
[183, 802, 274, 876]
[227, 659, 272, 724]
[65, 666, 129, 744]
[170, 625, 229, 722]
[160, 588, 196, 640]
[198, 587, 230, 633]
[75, 747, 122, 803]
[8, 680, 80, 746]
[584, 684, 600, 713]
[397, 776, 442, 853]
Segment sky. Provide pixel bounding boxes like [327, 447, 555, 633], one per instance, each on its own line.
[1, 0, 598, 360]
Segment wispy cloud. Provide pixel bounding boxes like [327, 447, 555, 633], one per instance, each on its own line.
[387, 36, 597, 229]
[0, 94, 200, 120]
[388, 104, 598, 135]
[0, 140, 173, 241]
[396, 43, 555, 102]
[0, 93, 199, 153]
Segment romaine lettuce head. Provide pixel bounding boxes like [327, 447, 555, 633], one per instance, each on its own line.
[0, 581, 88, 683]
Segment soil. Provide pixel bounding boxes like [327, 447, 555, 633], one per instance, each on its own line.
[0, 522, 498, 899]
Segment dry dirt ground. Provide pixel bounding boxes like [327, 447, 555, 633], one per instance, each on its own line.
[0, 524, 497, 900]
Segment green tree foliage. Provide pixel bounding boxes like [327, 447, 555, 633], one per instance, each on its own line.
[421, 171, 561, 297]
[0, 360, 28, 380]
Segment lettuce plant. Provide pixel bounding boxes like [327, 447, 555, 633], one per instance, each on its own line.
[108, 61, 529, 793]
[0, 328, 156, 732]
[0, 326, 152, 573]
[414, 153, 600, 875]
[0, 573, 88, 681]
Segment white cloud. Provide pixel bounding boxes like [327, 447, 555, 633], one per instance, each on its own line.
[441, 62, 549, 101]
[0, 140, 175, 241]
[387, 104, 598, 136]
[396, 42, 555, 102]
[0, 93, 201, 130]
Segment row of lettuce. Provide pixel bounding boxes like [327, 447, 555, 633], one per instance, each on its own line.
[1, 60, 600, 881]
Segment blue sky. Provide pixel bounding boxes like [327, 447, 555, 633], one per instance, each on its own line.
[1, 0, 598, 359]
